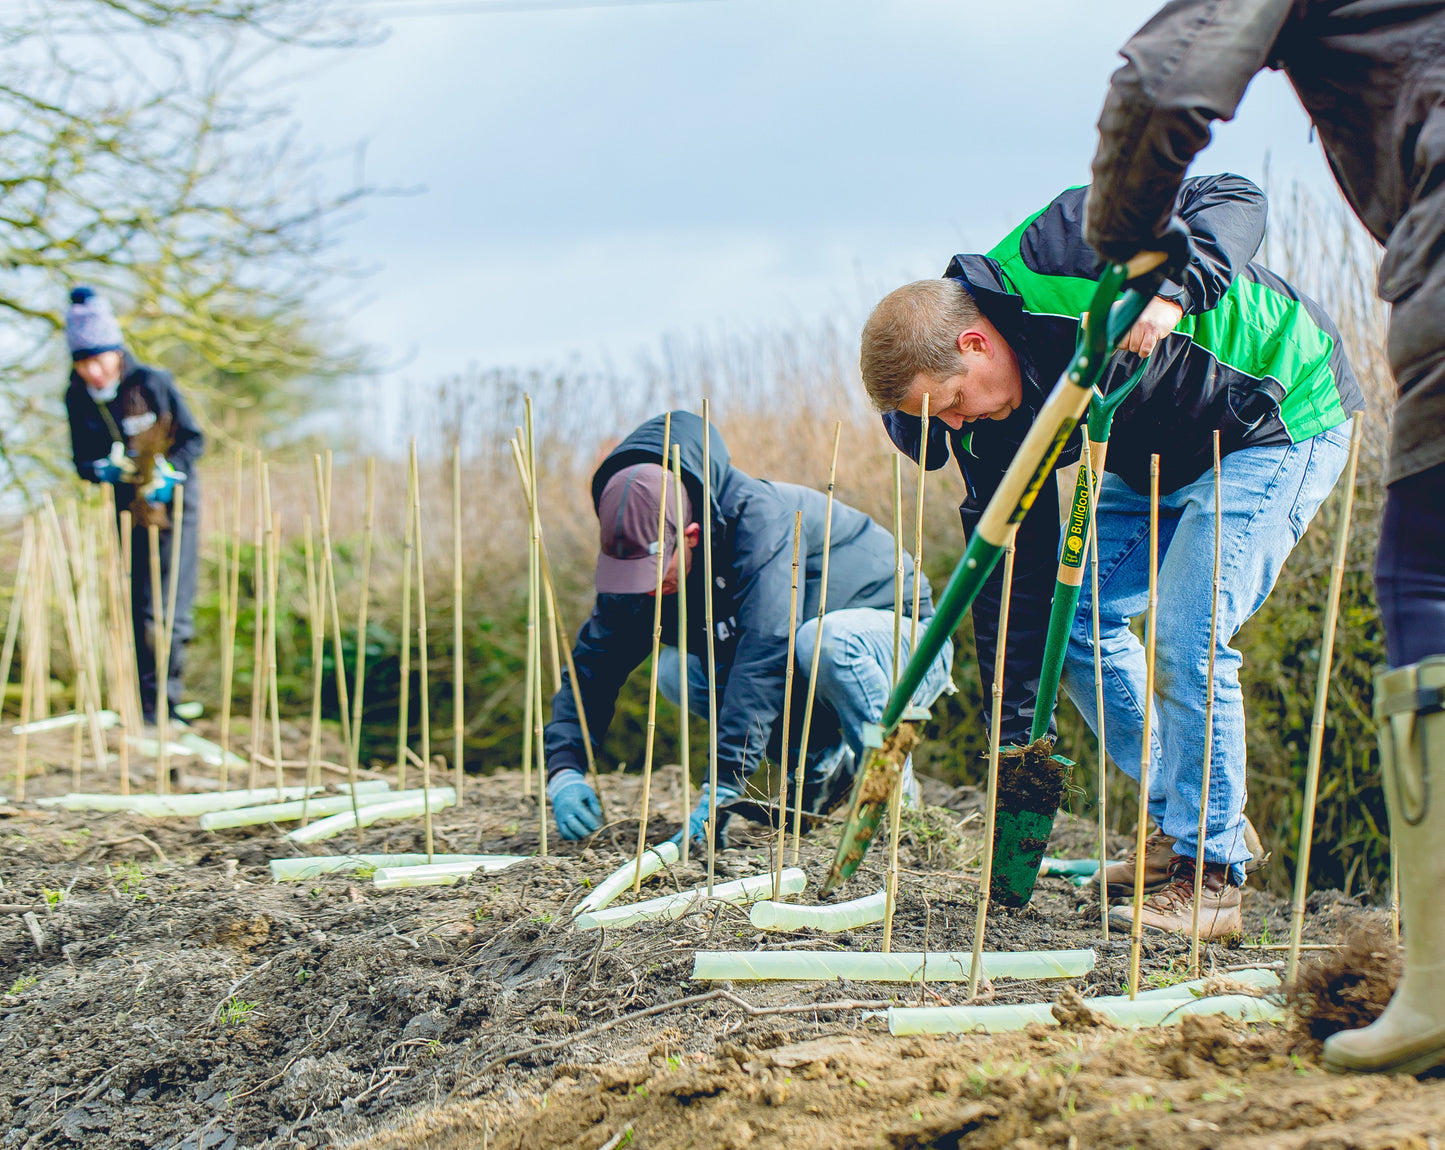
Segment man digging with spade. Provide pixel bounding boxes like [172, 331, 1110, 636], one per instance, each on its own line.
[543, 410, 954, 850]
[860, 174, 1361, 937]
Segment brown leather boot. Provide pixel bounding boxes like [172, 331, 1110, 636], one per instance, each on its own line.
[1097, 830, 1177, 900]
[1099, 816, 1269, 900]
[1107, 854, 1242, 939]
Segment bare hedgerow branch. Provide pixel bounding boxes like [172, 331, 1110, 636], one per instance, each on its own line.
[0, 0, 383, 497]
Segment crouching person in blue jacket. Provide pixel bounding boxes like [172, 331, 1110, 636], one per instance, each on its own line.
[544, 411, 954, 849]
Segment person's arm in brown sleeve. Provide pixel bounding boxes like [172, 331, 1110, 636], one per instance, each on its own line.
[1084, 0, 1293, 262]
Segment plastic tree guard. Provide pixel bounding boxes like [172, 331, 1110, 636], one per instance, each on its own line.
[691, 948, 1096, 983]
[269, 852, 512, 882]
[11, 710, 119, 736]
[888, 991, 1283, 1035]
[37, 786, 324, 816]
[749, 890, 887, 933]
[371, 857, 529, 888]
[574, 868, 806, 931]
[574, 842, 680, 917]
[199, 787, 420, 830]
[285, 788, 457, 843]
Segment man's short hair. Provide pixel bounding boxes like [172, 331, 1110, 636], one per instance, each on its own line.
[860, 278, 982, 412]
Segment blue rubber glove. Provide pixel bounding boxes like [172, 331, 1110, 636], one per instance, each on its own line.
[90, 445, 136, 485]
[142, 455, 186, 504]
[548, 768, 602, 840]
[670, 782, 742, 852]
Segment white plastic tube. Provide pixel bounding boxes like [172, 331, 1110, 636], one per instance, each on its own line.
[749, 890, 887, 933]
[12, 710, 119, 735]
[285, 788, 457, 843]
[1135, 967, 1280, 999]
[371, 857, 529, 888]
[575, 868, 806, 931]
[200, 787, 419, 830]
[37, 786, 323, 816]
[176, 731, 251, 769]
[270, 852, 502, 882]
[690, 948, 1096, 983]
[574, 842, 680, 917]
[887, 992, 1283, 1035]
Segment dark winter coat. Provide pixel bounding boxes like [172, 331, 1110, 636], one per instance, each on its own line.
[65, 352, 205, 503]
[544, 411, 933, 790]
[1085, 0, 1445, 482]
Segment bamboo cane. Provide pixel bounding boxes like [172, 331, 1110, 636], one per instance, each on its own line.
[0, 519, 34, 722]
[775, 510, 803, 903]
[452, 445, 465, 799]
[101, 500, 131, 797]
[910, 395, 928, 651]
[674, 443, 693, 867]
[313, 454, 358, 831]
[1128, 454, 1161, 1001]
[518, 423, 549, 851]
[409, 440, 436, 863]
[259, 473, 278, 792]
[531, 558, 547, 859]
[794, 421, 842, 866]
[1190, 431, 1224, 977]
[120, 507, 142, 765]
[892, 456, 903, 690]
[524, 407, 563, 700]
[302, 516, 323, 827]
[1286, 412, 1364, 985]
[214, 495, 230, 787]
[66, 501, 105, 787]
[147, 522, 167, 792]
[352, 458, 376, 781]
[519, 429, 536, 801]
[266, 506, 284, 796]
[1084, 437, 1108, 940]
[46, 499, 108, 779]
[315, 454, 354, 758]
[506, 437, 605, 809]
[248, 451, 265, 789]
[632, 414, 673, 893]
[219, 445, 243, 790]
[968, 527, 1018, 998]
[702, 398, 720, 897]
[15, 533, 41, 800]
[398, 453, 415, 790]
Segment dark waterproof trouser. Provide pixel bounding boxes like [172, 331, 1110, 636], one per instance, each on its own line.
[1376, 159, 1445, 669]
[125, 486, 200, 719]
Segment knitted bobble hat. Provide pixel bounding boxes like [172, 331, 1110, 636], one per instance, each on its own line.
[65, 286, 124, 361]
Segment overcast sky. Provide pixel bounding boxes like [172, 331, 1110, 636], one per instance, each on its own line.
[287, 0, 1337, 387]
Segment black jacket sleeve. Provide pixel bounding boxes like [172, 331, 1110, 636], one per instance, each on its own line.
[66, 387, 108, 483]
[543, 594, 654, 781]
[883, 410, 1057, 746]
[1084, 0, 1292, 261]
[1157, 173, 1267, 313]
[155, 371, 205, 476]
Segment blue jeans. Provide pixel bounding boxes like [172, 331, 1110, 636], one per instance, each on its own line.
[659, 607, 954, 774]
[1060, 425, 1352, 882]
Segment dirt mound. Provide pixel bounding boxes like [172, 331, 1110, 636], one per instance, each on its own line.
[359, 1020, 1445, 1150]
[1287, 924, 1402, 1046]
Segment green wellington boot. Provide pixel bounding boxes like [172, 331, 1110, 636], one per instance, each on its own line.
[1324, 656, 1445, 1075]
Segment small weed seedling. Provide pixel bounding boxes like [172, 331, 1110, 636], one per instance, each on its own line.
[7, 975, 38, 996]
[219, 998, 257, 1027]
[353, 864, 378, 880]
[40, 888, 64, 906]
[110, 861, 146, 899]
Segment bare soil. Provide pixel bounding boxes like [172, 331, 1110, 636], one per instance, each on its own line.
[0, 718, 1423, 1149]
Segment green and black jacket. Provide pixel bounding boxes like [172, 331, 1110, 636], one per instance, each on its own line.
[884, 173, 1362, 742]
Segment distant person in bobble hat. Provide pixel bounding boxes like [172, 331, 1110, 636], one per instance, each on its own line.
[63, 285, 205, 728]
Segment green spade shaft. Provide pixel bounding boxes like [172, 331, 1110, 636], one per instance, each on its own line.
[1029, 363, 1147, 743]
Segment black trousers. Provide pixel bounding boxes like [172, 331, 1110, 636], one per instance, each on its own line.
[1376, 464, 1445, 668]
[125, 486, 200, 720]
